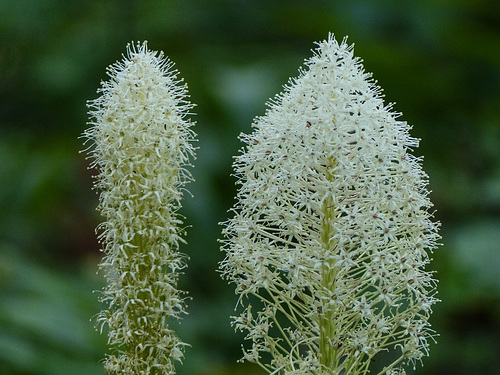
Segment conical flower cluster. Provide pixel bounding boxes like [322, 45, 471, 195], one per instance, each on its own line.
[220, 34, 440, 374]
[84, 41, 196, 374]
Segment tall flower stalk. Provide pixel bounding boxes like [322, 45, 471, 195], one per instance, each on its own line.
[84, 41, 196, 375]
[220, 34, 440, 374]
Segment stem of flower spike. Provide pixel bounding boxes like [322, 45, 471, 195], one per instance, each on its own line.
[319, 157, 339, 370]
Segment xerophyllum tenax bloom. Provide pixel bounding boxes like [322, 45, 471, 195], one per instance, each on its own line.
[84, 41, 196, 375]
[220, 34, 440, 374]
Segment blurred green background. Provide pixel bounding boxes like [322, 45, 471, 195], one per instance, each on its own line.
[1, 0, 499, 374]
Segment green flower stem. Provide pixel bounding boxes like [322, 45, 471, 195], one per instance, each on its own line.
[319, 157, 339, 370]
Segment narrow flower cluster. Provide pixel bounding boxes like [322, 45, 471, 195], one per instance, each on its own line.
[84, 41, 196, 375]
[220, 34, 440, 374]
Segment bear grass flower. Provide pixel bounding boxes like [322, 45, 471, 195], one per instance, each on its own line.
[84, 41, 196, 375]
[220, 34, 440, 374]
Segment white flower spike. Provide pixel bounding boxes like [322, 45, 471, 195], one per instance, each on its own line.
[84, 41, 196, 375]
[220, 34, 440, 375]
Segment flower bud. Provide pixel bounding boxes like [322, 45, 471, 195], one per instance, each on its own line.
[84, 41, 196, 375]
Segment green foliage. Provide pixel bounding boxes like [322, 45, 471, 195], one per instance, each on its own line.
[0, 245, 106, 375]
[1, 1, 499, 374]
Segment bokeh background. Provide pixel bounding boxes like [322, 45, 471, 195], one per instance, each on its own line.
[1, 0, 499, 374]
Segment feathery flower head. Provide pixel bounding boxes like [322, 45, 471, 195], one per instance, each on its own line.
[84, 41, 196, 375]
[220, 34, 440, 374]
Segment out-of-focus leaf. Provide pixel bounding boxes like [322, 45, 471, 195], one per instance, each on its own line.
[0, 246, 106, 374]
